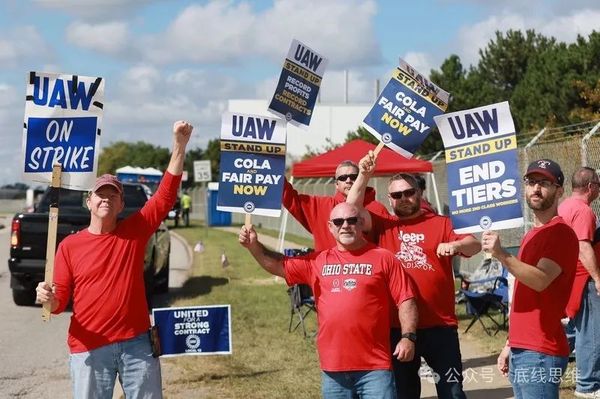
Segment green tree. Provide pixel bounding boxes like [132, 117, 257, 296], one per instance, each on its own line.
[203, 138, 221, 180]
[98, 141, 170, 175]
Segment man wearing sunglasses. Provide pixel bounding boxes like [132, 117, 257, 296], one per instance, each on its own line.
[347, 151, 481, 399]
[557, 166, 600, 398]
[239, 202, 418, 398]
[282, 160, 389, 252]
[483, 159, 578, 398]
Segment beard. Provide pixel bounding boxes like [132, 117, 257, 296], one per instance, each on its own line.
[526, 190, 556, 211]
[393, 200, 420, 218]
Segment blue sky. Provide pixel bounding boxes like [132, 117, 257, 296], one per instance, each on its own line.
[1, 0, 599, 185]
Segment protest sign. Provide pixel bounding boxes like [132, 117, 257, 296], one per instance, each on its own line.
[362, 61, 448, 158]
[217, 112, 286, 217]
[22, 72, 104, 190]
[434, 101, 523, 233]
[152, 305, 232, 357]
[268, 39, 328, 128]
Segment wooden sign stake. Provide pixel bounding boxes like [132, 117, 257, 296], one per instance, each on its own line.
[42, 164, 62, 322]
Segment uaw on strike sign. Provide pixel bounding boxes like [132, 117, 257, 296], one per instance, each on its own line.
[22, 72, 104, 189]
[217, 112, 286, 217]
[434, 101, 523, 233]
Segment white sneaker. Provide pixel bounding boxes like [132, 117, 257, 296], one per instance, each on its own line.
[575, 390, 600, 398]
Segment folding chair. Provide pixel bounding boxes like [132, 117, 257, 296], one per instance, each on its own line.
[461, 267, 509, 336]
[288, 284, 316, 337]
[284, 248, 317, 338]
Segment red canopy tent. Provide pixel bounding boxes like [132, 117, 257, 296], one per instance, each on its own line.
[292, 139, 432, 177]
[278, 140, 440, 251]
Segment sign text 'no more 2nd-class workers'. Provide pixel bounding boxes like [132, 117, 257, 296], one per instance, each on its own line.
[217, 111, 286, 217]
[435, 101, 523, 233]
[22, 72, 105, 189]
[268, 39, 328, 128]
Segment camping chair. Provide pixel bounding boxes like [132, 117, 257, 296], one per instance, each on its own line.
[460, 258, 509, 336]
[284, 248, 316, 338]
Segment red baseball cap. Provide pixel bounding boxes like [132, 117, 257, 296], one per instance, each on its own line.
[524, 159, 564, 187]
[92, 174, 123, 195]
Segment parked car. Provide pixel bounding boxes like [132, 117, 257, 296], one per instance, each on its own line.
[8, 182, 171, 306]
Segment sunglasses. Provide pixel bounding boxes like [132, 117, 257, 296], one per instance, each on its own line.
[389, 188, 417, 199]
[523, 177, 558, 189]
[336, 173, 359, 182]
[330, 217, 359, 227]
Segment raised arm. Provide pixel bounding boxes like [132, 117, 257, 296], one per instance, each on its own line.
[166, 120, 193, 176]
[346, 150, 376, 207]
[239, 225, 285, 278]
[482, 230, 561, 292]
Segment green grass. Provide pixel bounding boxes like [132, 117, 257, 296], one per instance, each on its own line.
[160, 223, 321, 399]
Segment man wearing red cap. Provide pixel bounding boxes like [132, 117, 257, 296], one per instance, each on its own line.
[483, 158, 578, 398]
[36, 121, 193, 399]
[558, 166, 600, 398]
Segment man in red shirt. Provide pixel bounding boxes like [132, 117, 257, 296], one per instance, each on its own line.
[347, 152, 481, 399]
[36, 120, 193, 399]
[557, 166, 600, 398]
[483, 159, 578, 398]
[239, 202, 418, 398]
[282, 160, 389, 251]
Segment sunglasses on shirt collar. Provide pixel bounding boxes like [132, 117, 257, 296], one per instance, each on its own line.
[336, 173, 359, 182]
[330, 217, 359, 227]
[389, 188, 417, 199]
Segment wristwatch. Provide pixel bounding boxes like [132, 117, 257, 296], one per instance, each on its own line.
[401, 332, 417, 343]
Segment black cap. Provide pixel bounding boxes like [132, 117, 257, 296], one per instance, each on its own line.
[525, 159, 564, 187]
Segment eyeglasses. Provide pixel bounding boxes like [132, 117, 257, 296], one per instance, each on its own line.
[330, 217, 359, 227]
[389, 188, 417, 199]
[523, 177, 558, 188]
[336, 174, 358, 182]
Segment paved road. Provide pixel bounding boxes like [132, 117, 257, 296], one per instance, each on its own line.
[0, 217, 191, 398]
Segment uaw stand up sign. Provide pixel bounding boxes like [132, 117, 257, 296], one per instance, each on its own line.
[434, 101, 523, 233]
[217, 111, 287, 217]
[152, 305, 232, 357]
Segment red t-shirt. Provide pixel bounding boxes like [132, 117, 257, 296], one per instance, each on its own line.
[53, 172, 181, 353]
[371, 212, 469, 329]
[509, 216, 578, 356]
[284, 243, 414, 372]
[558, 197, 596, 318]
[282, 178, 390, 252]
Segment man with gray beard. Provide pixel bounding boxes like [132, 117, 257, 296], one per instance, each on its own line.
[347, 151, 481, 399]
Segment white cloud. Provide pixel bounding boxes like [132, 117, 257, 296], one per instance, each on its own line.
[126, 0, 380, 68]
[402, 52, 435, 77]
[66, 21, 130, 54]
[0, 26, 51, 66]
[33, 0, 158, 20]
[453, 8, 600, 67]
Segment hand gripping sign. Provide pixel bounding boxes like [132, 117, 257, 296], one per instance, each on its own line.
[268, 39, 328, 128]
[362, 59, 448, 158]
[434, 101, 523, 234]
[22, 71, 105, 321]
[217, 112, 287, 219]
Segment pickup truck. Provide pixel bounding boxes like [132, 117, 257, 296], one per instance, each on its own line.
[8, 183, 171, 306]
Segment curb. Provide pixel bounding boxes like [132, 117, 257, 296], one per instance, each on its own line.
[169, 230, 194, 272]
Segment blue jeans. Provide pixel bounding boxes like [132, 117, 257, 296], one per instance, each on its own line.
[509, 348, 567, 399]
[573, 279, 600, 393]
[69, 332, 162, 399]
[391, 327, 466, 399]
[321, 370, 396, 399]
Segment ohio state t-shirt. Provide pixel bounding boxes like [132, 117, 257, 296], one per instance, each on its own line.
[371, 212, 469, 328]
[509, 216, 578, 356]
[284, 243, 414, 372]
